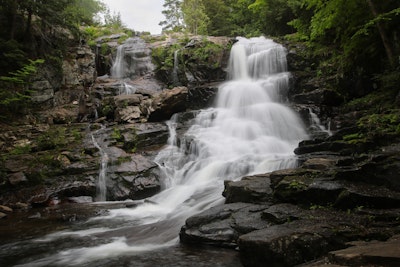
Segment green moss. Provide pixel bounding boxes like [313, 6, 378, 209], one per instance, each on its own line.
[342, 133, 367, 144]
[36, 127, 67, 151]
[111, 128, 123, 141]
[357, 111, 400, 138]
[114, 156, 132, 165]
[288, 180, 308, 190]
[9, 144, 32, 155]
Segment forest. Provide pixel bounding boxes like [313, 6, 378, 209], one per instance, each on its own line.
[0, 0, 399, 118]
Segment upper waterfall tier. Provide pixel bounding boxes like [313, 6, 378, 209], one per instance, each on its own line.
[111, 37, 154, 79]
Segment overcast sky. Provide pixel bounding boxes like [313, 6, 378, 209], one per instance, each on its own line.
[101, 0, 164, 34]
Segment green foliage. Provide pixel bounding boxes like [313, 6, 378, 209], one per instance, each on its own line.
[36, 127, 67, 151]
[159, 0, 184, 32]
[0, 39, 26, 76]
[358, 112, 400, 136]
[186, 39, 223, 67]
[83, 26, 133, 48]
[288, 180, 307, 190]
[114, 156, 132, 166]
[9, 144, 32, 155]
[111, 128, 123, 142]
[152, 43, 183, 71]
[0, 59, 44, 85]
[182, 0, 209, 35]
[0, 59, 44, 119]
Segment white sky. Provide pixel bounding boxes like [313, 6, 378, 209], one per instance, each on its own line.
[101, 0, 164, 34]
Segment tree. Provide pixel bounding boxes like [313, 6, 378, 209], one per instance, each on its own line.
[159, 0, 184, 32]
[301, 0, 400, 70]
[104, 10, 125, 29]
[201, 0, 231, 36]
[182, 0, 209, 35]
[365, 0, 398, 68]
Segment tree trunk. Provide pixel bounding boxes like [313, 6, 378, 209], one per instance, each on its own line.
[9, 0, 18, 40]
[367, 0, 395, 68]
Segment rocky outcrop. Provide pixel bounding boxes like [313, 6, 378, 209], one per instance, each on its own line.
[180, 124, 400, 266]
[148, 86, 188, 121]
[30, 45, 96, 111]
[0, 121, 170, 206]
[151, 35, 232, 87]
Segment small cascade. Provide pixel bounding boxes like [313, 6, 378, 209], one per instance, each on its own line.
[308, 108, 332, 137]
[171, 50, 180, 85]
[166, 113, 179, 147]
[110, 37, 154, 79]
[119, 82, 136, 95]
[90, 125, 109, 201]
[110, 44, 126, 79]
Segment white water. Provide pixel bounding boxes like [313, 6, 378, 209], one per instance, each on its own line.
[91, 125, 109, 201]
[111, 37, 153, 95]
[19, 37, 308, 266]
[172, 50, 180, 85]
[308, 107, 332, 136]
[110, 37, 154, 79]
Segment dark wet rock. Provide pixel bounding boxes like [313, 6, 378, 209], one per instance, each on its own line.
[8, 171, 28, 185]
[108, 153, 161, 201]
[148, 86, 189, 122]
[291, 89, 344, 106]
[0, 205, 13, 213]
[261, 203, 304, 224]
[187, 83, 219, 110]
[301, 157, 337, 170]
[133, 122, 169, 149]
[238, 221, 341, 267]
[67, 196, 93, 203]
[180, 203, 270, 248]
[223, 174, 272, 204]
[238, 206, 399, 267]
[328, 235, 400, 266]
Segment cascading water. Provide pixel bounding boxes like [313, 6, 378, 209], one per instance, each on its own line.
[8, 37, 308, 266]
[111, 37, 154, 95]
[91, 125, 109, 201]
[172, 50, 180, 85]
[111, 37, 154, 79]
[308, 108, 332, 137]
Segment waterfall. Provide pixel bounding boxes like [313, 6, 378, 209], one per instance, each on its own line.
[110, 44, 126, 79]
[110, 37, 154, 79]
[19, 37, 308, 266]
[172, 50, 180, 85]
[308, 108, 332, 137]
[91, 125, 109, 201]
[119, 82, 136, 95]
[110, 37, 154, 95]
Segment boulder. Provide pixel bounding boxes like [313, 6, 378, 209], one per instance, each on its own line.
[238, 220, 343, 267]
[180, 203, 270, 248]
[108, 153, 161, 200]
[148, 86, 188, 122]
[328, 236, 400, 266]
[223, 174, 272, 204]
[291, 89, 343, 106]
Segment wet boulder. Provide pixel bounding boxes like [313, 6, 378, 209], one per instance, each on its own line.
[223, 174, 273, 204]
[180, 203, 270, 248]
[108, 153, 161, 201]
[148, 86, 188, 122]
